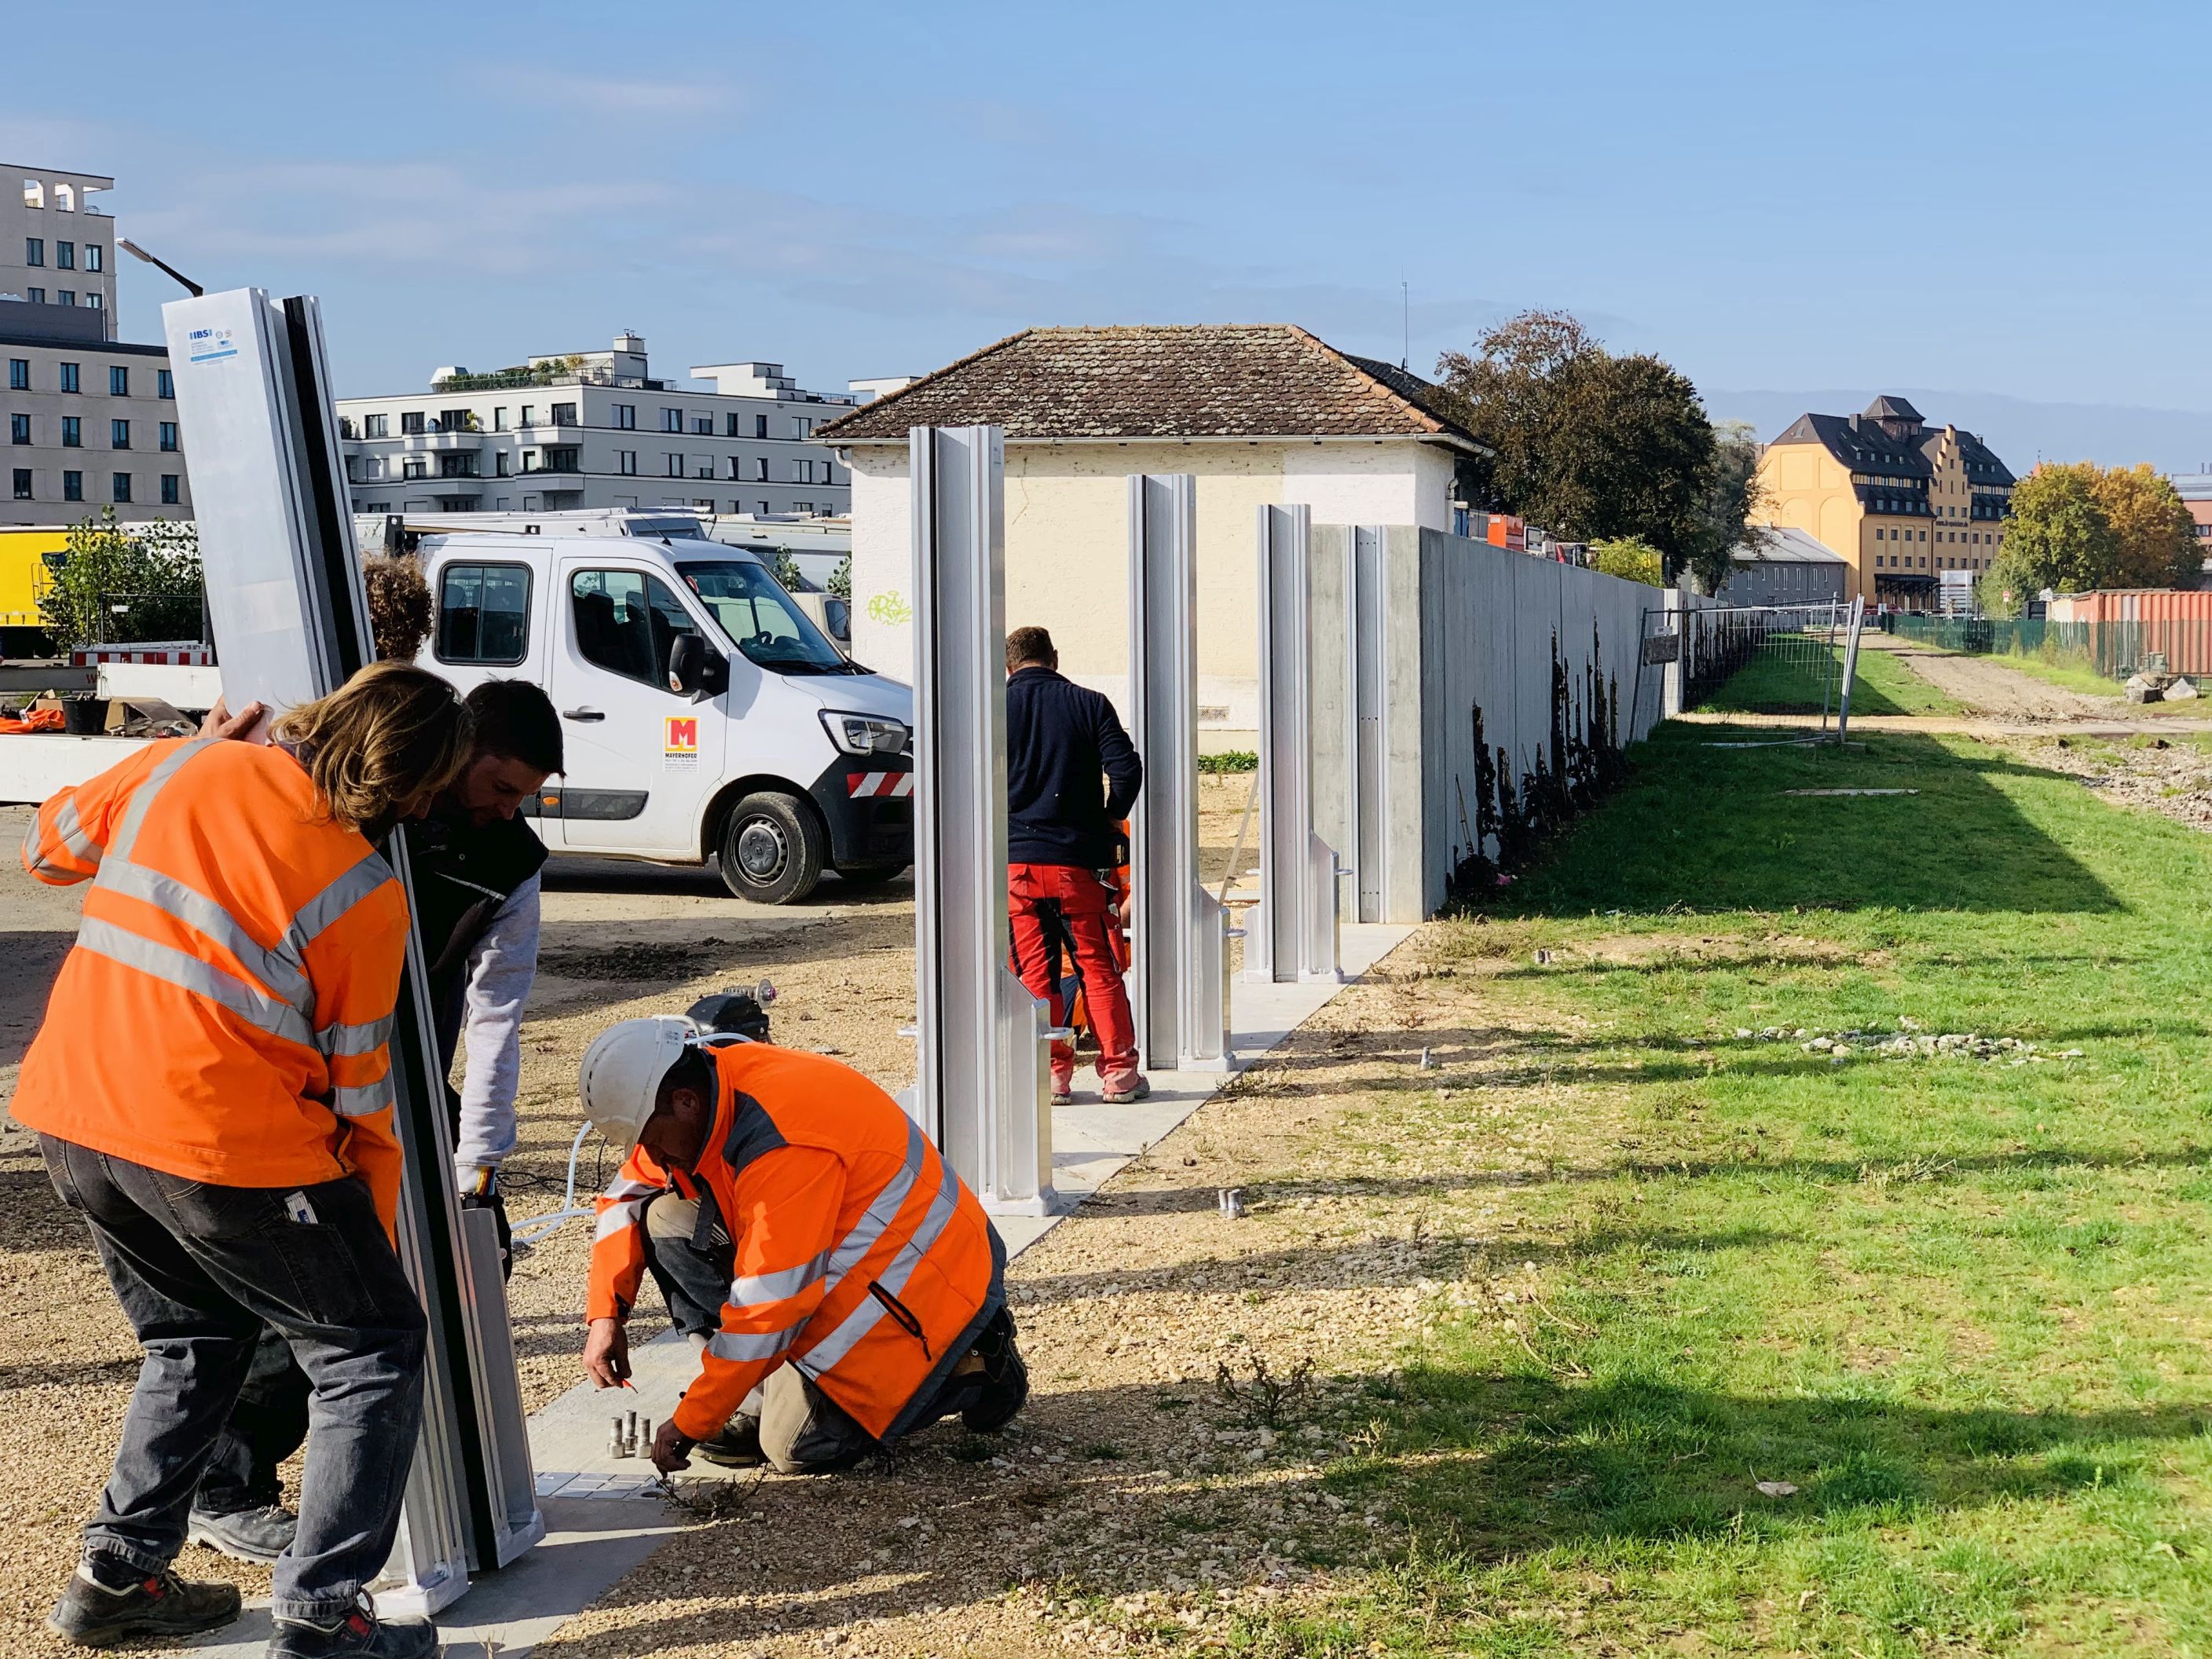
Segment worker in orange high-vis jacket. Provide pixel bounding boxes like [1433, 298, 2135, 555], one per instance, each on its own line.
[16, 663, 471, 1659]
[579, 1017, 1029, 1476]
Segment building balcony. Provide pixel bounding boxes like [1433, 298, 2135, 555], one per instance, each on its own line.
[342, 430, 482, 452]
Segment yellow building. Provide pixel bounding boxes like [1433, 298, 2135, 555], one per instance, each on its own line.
[1753, 396, 2014, 608]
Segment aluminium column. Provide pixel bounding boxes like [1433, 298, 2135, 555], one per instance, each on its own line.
[1127, 474, 1230, 1072]
[1250, 504, 1342, 984]
[909, 424, 1055, 1214]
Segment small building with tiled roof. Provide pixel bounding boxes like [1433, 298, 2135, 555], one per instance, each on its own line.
[1752, 394, 2016, 610]
[823, 324, 1488, 740]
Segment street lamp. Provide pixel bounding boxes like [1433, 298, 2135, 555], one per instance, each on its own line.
[117, 238, 203, 298]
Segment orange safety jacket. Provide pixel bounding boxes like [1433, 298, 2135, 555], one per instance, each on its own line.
[588, 1040, 1006, 1445]
[14, 738, 413, 1234]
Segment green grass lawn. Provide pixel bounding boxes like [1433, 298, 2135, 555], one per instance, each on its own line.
[1265, 727, 2212, 1656]
[1705, 639, 1963, 718]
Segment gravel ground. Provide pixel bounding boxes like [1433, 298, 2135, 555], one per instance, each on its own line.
[0, 777, 1258, 1654]
[2011, 732, 2212, 833]
[1866, 639, 2124, 721]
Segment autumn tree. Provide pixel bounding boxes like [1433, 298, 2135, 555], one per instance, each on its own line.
[2089, 463, 2197, 588]
[1435, 309, 1754, 589]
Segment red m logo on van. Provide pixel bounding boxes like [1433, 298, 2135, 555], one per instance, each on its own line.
[665, 716, 698, 754]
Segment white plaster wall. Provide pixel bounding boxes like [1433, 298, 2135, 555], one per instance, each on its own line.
[842, 436, 1460, 745]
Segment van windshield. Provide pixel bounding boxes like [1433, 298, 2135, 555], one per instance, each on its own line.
[675, 559, 859, 674]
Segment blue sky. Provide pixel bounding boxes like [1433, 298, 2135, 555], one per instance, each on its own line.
[9, 0, 2207, 467]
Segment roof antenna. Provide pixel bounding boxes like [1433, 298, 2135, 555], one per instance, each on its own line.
[1401, 280, 1410, 372]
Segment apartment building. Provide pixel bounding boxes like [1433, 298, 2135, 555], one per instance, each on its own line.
[1753, 395, 2014, 608]
[1, 164, 189, 526]
[334, 333, 856, 518]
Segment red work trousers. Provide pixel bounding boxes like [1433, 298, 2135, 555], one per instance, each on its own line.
[1007, 862, 1140, 1091]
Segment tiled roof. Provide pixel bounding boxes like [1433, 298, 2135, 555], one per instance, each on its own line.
[1769, 406, 2016, 488]
[816, 324, 1487, 449]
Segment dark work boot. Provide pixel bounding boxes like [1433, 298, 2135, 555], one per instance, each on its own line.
[49, 1562, 242, 1647]
[189, 1500, 298, 1564]
[694, 1415, 767, 1467]
[961, 1309, 1031, 1433]
[267, 1597, 438, 1658]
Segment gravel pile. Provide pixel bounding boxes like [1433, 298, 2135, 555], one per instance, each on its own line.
[1734, 1021, 2082, 1065]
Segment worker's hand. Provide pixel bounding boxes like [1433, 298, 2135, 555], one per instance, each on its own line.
[583, 1317, 631, 1389]
[650, 1418, 696, 1474]
[197, 697, 269, 742]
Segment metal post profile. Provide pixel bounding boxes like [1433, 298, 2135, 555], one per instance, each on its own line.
[908, 425, 1055, 1214]
[1348, 526, 1389, 925]
[1251, 504, 1342, 984]
[160, 290, 543, 1617]
[1127, 475, 1231, 1073]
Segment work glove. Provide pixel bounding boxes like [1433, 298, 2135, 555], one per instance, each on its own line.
[650, 1419, 696, 1474]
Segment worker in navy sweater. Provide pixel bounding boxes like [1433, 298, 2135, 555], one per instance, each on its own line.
[1003, 626, 1146, 1103]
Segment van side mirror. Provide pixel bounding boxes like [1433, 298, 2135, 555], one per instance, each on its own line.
[667, 633, 725, 701]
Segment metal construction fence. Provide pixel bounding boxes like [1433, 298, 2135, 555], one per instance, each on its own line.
[1888, 614, 2177, 683]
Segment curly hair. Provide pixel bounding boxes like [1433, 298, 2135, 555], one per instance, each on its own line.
[271, 661, 472, 835]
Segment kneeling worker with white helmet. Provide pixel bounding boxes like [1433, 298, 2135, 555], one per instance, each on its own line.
[577, 1005, 1027, 1474]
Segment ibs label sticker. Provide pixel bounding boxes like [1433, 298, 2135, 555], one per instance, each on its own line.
[664, 715, 699, 772]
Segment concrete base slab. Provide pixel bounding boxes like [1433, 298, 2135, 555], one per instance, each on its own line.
[185, 1495, 672, 1656]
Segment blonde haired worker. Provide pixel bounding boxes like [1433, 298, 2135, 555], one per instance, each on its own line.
[16, 663, 470, 1659]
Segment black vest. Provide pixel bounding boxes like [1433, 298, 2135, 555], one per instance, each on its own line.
[402, 810, 548, 1071]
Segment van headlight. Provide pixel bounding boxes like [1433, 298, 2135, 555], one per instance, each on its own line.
[820, 710, 910, 756]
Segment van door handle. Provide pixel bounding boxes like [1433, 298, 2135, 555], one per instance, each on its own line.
[561, 707, 605, 723]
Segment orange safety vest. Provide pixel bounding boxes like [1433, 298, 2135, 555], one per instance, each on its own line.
[14, 738, 413, 1233]
[588, 1041, 1005, 1445]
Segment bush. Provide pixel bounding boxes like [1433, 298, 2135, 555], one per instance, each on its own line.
[362, 553, 432, 662]
[37, 507, 203, 650]
[1197, 750, 1258, 774]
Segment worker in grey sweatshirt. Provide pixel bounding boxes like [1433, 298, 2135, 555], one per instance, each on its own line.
[186, 679, 563, 1569]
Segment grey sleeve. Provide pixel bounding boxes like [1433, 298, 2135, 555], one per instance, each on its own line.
[452, 873, 541, 1182]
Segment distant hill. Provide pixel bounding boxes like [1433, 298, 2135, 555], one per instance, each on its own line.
[1707, 388, 2212, 476]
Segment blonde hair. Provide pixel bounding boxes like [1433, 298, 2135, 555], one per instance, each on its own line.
[271, 662, 472, 835]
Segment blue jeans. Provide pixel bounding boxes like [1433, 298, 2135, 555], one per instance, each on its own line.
[41, 1137, 427, 1624]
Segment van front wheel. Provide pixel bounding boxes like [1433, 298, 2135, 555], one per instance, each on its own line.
[716, 792, 826, 904]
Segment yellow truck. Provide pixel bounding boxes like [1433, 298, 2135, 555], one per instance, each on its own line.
[0, 525, 68, 657]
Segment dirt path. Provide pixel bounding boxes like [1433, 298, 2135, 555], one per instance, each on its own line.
[1861, 635, 2126, 721]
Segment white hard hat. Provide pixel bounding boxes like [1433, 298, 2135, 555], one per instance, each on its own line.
[578, 1016, 698, 1152]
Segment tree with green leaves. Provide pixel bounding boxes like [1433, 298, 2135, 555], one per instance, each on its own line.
[1435, 309, 1752, 588]
[1587, 537, 1664, 586]
[827, 555, 851, 600]
[37, 507, 203, 650]
[1993, 465, 2119, 599]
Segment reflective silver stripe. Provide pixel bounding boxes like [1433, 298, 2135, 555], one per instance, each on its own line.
[800, 1150, 964, 1376]
[97, 859, 310, 1012]
[51, 797, 101, 866]
[594, 1199, 649, 1242]
[273, 853, 396, 1027]
[108, 738, 214, 862]
[729, 1254, 828, 1309]
[820, 1119, 928, 1295]
[330, 1078, 394, 1119]
[317, 1014, 394, 1058]
[74, 915, 317, 1049]
[22, 813, 64, 879]
[706, 1326, 797, 1364]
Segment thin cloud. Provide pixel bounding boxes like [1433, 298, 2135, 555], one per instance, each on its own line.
[478, 66, 737, 117]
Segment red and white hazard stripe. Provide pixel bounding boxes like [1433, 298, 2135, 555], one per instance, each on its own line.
[846, 771, 915, 800]
[70, 643, 214, 667]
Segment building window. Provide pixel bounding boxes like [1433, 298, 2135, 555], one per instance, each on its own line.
[159, 421, 178, 452]
[793, 500, 813, 515]
[727, 456, 742, 480]
[59, 362, 79, 393]
[24, 287, 42, 304]
[402, 457, 428, 480]
[693, 416, 712, 435]
[61, 416, 80, 447]
[495, 452, 510, 476]
[84, 292, 100, 311]
[63, 470, 82, 501]
[667, 453, 683, 477]
[8, 359, 27, 390]
[9, 414, 26, 445]
[551, 401, 578, 427]
[24, 237, 41, 266]
[791, 459, 813, 483]
[111, 471, 130, 502]
[724, 413, 741, 438]
[543, 446, 578, 472]
[618, 449, 637, 475]
[755, 414, 768, 438]
[160, 474, 179, 505]
[11, 468, 29, 500]
[401, 412, 426, 435]
[754, 457, 767, 481]
[613, 404, 635, 430]
[55, 240, 74, 270]
[111, 419, 129, 449]
[521, 405, 535, 427]
[364, 413, 388, 438]
[493, 407, 508, 431]
[436, 563, 533, 665]
[156, 368, 173, 399]
[757, 500, 769, 515]
[438, 453, 477, 478]
[83, 243, 101, 272]
[58, 291, 75, 306]
[661, 407, 683, 433]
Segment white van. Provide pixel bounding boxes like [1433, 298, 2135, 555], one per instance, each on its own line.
[412, 526, 912, 903]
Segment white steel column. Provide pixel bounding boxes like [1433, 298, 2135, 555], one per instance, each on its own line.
[162, 290, 543, 1617]
[910, 425, 1055, 1215]
[1127, 475, 1231, 1072]
[1250, 504, 1342, 984]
